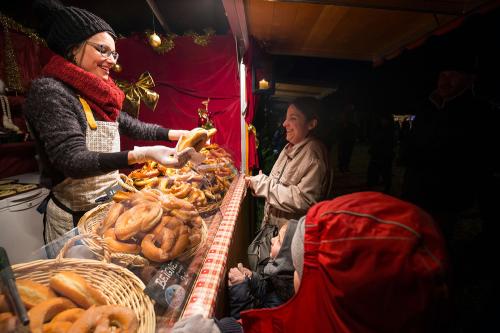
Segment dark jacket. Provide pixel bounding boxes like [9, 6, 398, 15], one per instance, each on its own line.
[229, 219, 298, 319]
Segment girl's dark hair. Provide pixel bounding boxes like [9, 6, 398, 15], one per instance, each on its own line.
[290, 97, 327, 141]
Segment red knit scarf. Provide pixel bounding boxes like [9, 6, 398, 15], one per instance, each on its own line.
[42, 55, 124, 122]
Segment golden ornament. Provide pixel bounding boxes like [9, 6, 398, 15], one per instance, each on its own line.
[116, 72, 159, 118]
[112, 63, 123, 73]
[148, 33, 162, 48]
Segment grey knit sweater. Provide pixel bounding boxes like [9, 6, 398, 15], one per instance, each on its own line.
[24, 77, 169, 187]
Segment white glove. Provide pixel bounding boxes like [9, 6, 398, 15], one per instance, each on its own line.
[131, 145, 178, 166]
[172, 314, 221, 333]
[177, 147, 206, 166]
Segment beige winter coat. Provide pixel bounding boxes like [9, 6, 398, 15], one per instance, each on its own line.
[249, 137, 331, 228]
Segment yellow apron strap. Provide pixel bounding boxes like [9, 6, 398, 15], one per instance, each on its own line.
[78, 97, 97, 130]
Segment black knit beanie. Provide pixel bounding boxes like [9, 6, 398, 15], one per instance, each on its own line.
[33, 0, 116, 56]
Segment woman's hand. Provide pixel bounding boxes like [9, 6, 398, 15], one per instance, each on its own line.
[168, 129, 190, 141]
[129, 145, 191, 168]
[245, 170, 263, 189]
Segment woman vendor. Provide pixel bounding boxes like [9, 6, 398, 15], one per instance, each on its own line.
[24, 0, 190, 244]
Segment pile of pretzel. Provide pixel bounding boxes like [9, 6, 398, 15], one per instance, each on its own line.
[0, 272, 137, 333]
[98, 190, 203, 263]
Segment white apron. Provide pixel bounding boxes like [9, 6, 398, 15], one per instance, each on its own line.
[44, 106, 120, 243]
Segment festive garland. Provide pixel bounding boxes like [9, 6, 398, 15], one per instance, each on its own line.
[0, 13, 46, 45]
[1, 13, 46, 94]
[184, 28, 215, 46]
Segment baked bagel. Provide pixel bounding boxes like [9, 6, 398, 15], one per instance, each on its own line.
[177, 128, 208, 152]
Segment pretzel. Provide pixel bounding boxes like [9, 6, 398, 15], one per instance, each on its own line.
[43, 321, 73, 333]
[50, 308, 85, 323]
[98, 202, 125, 235]
[128, 168, 160, 180]
[103, 228, 141, 254]
[134, 176, 159, 188]
[67, 305, 138, 333]
[28, 297, 76, 333]
[111, 191, 133, 203]
[141, 228, 177, 263]
[114, 202, 162, 240]
[169, 183, 191, 199]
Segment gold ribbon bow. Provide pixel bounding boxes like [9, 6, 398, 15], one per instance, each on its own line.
[247, 124, 259, 148]
[117, 72, 159, 118]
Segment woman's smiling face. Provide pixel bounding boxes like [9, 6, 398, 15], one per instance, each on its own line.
[72, 32, 117, 80]
[282, 104, 317, 145]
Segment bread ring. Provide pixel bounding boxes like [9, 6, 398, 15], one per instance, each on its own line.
[49, 272, 106, 309]
[103, 228, 141, 254]
[28, 297, 76, 333]
[51, 308, 85, 323]
[98, 202, 125, 235]
[141, 228, 177, 262]
[16, 279, 57, 309]
[177, 128, 208, 152]
[114, 202, 162, 240]
[67, 305, 138, 333]
[43, 321, 73, 333]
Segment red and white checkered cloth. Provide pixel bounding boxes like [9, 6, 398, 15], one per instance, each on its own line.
[182, 174, 247, 318]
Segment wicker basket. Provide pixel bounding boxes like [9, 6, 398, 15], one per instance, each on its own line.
[12, 234, 155, 333]
[78, 202, 208, 268]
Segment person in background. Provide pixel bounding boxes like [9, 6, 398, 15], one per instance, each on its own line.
[227, 220, 297, 319]
[401, 59, 493, 239]
[24, 0, 192, 244]
[245, 97, 331, 270]
[174, 192, 450, 333]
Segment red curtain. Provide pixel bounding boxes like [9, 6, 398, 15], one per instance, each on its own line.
[0, 30, 52, 178]
[114, 34, 242, 168]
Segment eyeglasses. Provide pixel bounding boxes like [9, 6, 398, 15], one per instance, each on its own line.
[86, 41, 119, 61]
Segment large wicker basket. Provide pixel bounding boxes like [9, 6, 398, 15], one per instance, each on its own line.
[78, 202, 208, 268]
[12, 234, 155, 333]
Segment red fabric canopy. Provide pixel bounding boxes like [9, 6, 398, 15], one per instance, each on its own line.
[114, 35, 242, 168]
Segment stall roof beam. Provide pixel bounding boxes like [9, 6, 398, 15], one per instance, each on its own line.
[265, 0, 489, 15]
[223, 0, 250, 55]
